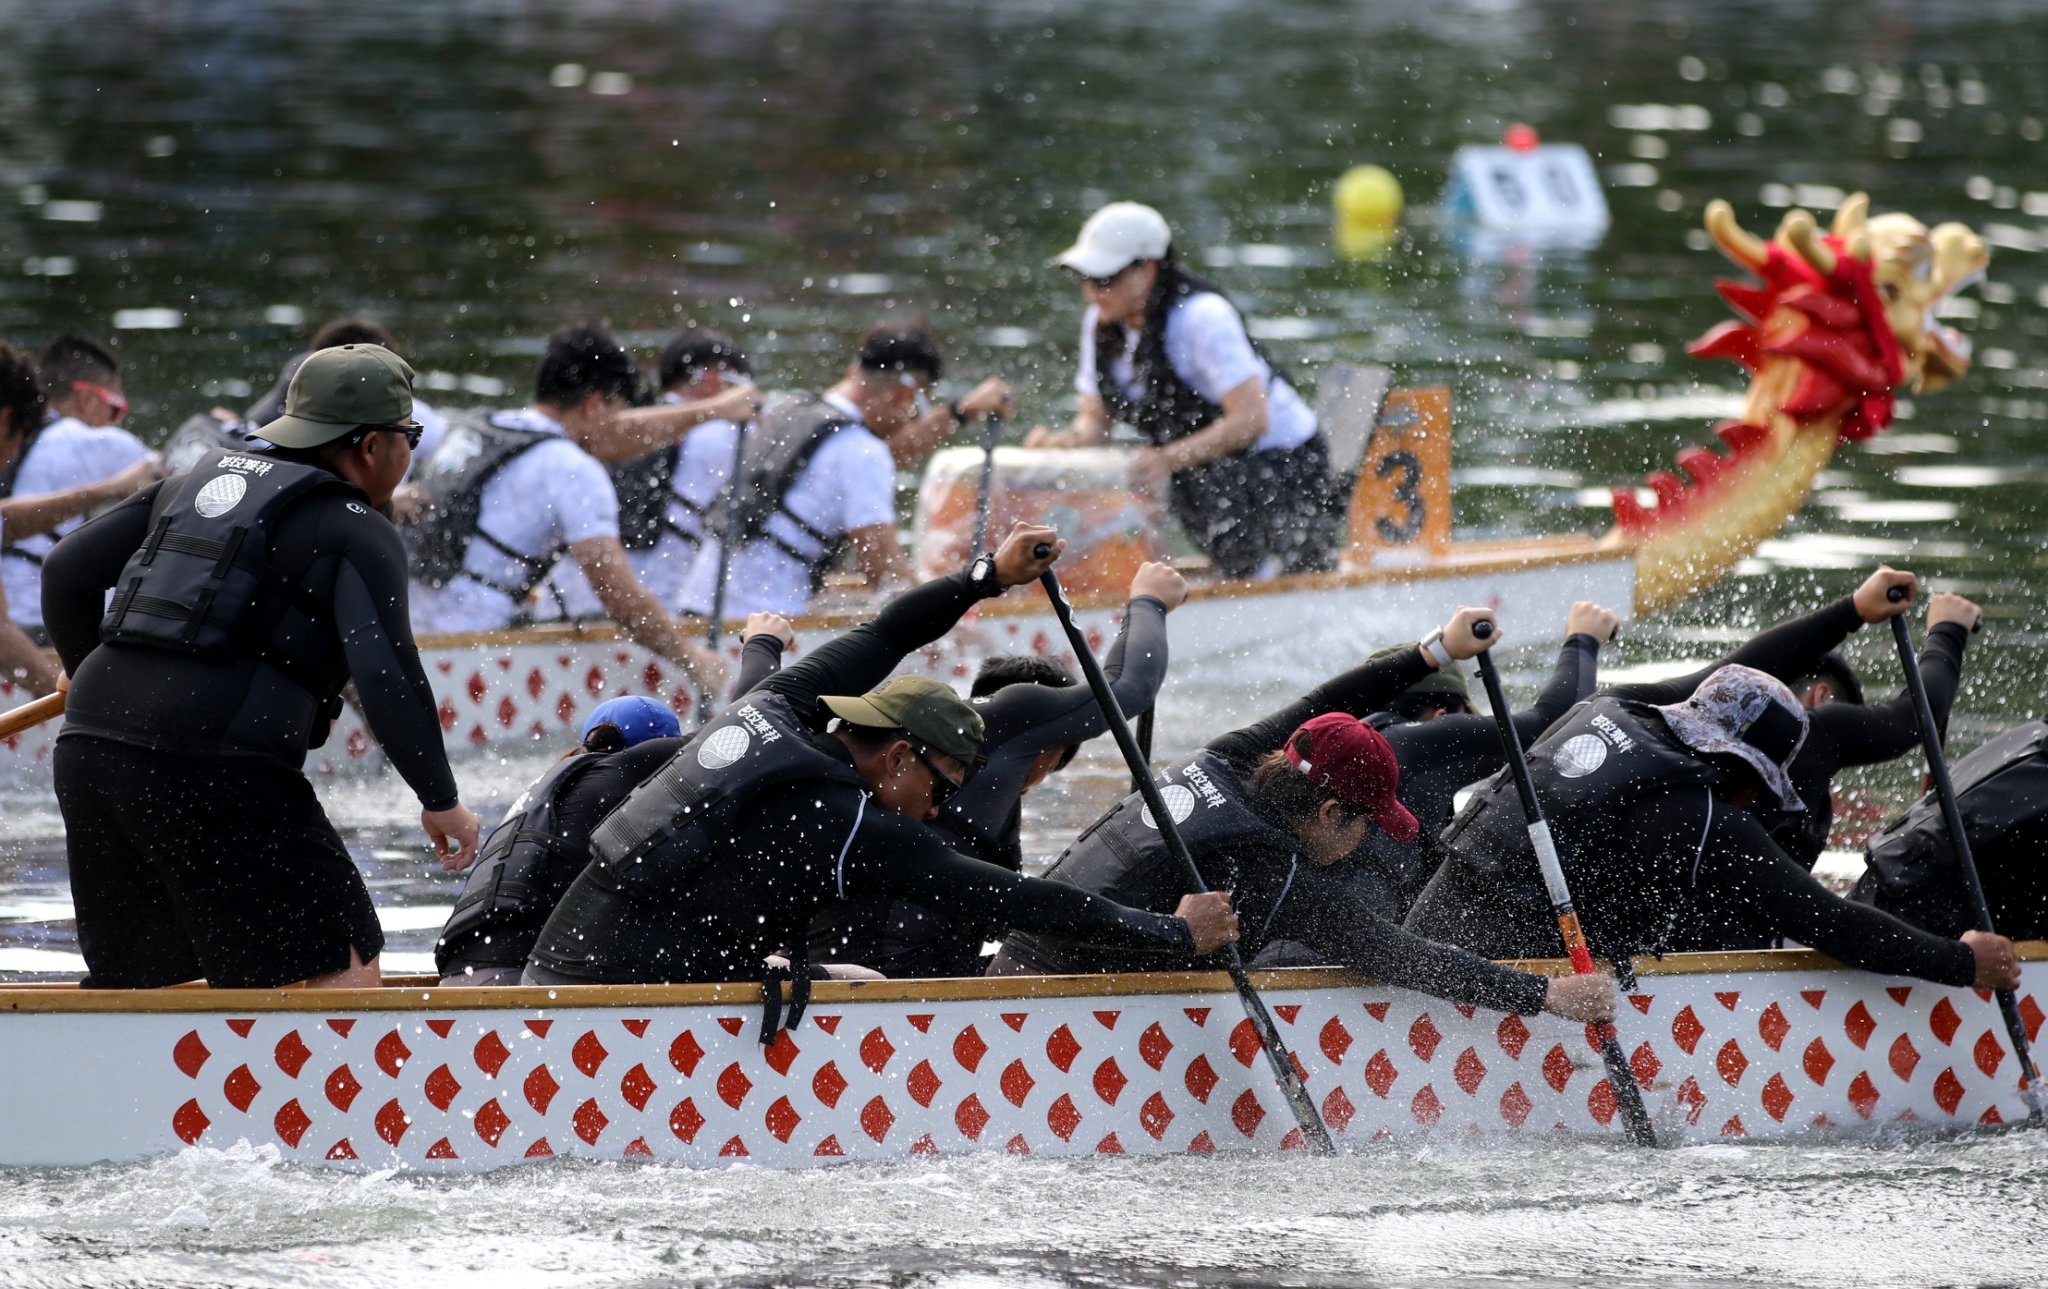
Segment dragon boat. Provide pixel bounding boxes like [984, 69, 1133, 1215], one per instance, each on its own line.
[2, 947, 2042, 1171]
[0, 195, 1987, 778]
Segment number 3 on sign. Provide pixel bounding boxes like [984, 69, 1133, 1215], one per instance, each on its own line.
[1345, 387, 1451, 559]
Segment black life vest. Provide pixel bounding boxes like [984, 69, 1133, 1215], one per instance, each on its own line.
[98, 452, 354, 694]
[1003, 749, 1297, 974]
[584, 689, 865, 904]
[1430, 696, 1716, 957]
[705, 393, 854, 591]
[609, 443, 707, 554]
[1857, 718, 2048, 939]
[405, 411, 558, 598]
[1093, 270, 1297, 448]
[435, 752, 606, 973]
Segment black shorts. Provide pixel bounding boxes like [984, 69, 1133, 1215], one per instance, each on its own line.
[1169, 436, 1340, 578]
[53, 735, 385, 989]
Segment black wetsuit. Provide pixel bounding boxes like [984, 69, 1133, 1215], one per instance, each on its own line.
[1349, 634, 1601, 916]
[1407, 763, 1976, 985]
[810, 596, 1171, 976]
[1602, 596, 1969, 868]
[42, 470, 458, 989]
[527, 568, 1196, 985]
[435, 633, 788, 981]
[997, 646, 1554, 1016]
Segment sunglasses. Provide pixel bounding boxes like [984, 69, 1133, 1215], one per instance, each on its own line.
[1075, 263, 1137, 291]
[348, 420, 425, 450]
[908, 741, 963, 807]
[72, 380, 129, 419]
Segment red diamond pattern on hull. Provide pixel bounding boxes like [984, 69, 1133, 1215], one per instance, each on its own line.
[129, 957, 2048, 1169]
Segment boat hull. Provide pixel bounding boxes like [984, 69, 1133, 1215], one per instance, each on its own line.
[3, 947, 2038, 1171]
[0, 544, 1632, 782]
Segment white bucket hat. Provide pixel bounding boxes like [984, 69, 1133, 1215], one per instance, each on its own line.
[1656, 664, 1809, 811]
[1054, 202, 1173, 278]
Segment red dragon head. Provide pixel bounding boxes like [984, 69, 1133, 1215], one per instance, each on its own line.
[1613, 194, 1987, 543]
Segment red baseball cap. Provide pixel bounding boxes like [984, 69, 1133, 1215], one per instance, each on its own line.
[1283, 712, 1419, 844]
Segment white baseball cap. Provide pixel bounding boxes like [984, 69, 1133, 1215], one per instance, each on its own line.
[1054, 202, 1173, 278]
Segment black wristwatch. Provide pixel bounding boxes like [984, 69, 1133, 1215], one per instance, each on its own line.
[967, 552, 1002, 598]
[947, 397, 967, 422]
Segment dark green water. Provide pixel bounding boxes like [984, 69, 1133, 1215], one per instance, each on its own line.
[5, 1, 2048, 1284]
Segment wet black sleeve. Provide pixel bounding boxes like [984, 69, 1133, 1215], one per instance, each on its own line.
[731, 634, 787, 701]
[840, 810, 1195, 954]
[1811, 621, 1970, 770]
[1387, 634, 1606, 781]
[331, 518, 460, 810]
[1514, 634, 1601, 741]
[39, 485, 161, 674]
[1271, 866, 1552, 1013]
[760, 569, 981, 711]
[1207, 645, 1435, 772]
[1606, 597, 1864, 705]
[975, 597, 1168, 755]
[1692, 807, 1976, 985]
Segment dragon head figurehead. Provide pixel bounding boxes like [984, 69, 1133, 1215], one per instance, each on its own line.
[1612, 193, 1987, 613]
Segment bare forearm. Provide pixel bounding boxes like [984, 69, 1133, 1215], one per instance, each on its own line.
[847, 525, 914, 590]
[0, 481, 120, 540]
[0, 621, 56, 695]
[582, 404, 721, 462]
[601, 580, 712, 682]
[887, 410, 959, 470]
[1158, 407, 1265, 471]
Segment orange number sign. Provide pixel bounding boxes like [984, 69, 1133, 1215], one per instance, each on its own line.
[1343, 386, 1452, 561]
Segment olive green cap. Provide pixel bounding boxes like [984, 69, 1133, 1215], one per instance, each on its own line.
[1370, 642, 1473, 705]
[259, 344, 416, 448]
[821, 675, 985, 763]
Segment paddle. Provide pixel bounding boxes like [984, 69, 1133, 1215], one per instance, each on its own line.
[705, 411, 752, 655]
[1133, 704, 1157, 794]
[1037, 555, 1337, 1155]
[1884, 587, 2046, 1122]
[1469, 623, 1659, 1146]
[969, 412, 1002, 557]
[0, 691, 64, 740]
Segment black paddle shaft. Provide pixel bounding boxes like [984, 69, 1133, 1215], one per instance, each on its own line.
[1036, 558, 1337, 1155]
[1885, 593, 2046, 1120]
[970, 413, 1002, 556]
[706, 413, 752, 653]
[1469, 623, 1659, 1147]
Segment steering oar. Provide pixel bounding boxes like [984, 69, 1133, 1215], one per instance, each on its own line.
[1469, 622, 1658, 1146]
[1035, 549, 1336, 1155]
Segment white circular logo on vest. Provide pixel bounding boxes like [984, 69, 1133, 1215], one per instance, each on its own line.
[193, 473, 247, 519]
[696, 724, 752, 771]
[1140, 783, 1199, 829]
[1554, 733, 1609, 778]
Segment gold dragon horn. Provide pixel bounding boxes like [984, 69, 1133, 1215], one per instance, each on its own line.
[1779, 208, 1836, 275]
[1832, 193, 1873, 262]
[1704, 199, 1768, 270]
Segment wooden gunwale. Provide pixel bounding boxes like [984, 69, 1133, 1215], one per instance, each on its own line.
[7, 943, 2039, 1015]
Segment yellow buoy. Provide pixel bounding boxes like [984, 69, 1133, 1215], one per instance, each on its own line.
[1333, 164, 1404, 260]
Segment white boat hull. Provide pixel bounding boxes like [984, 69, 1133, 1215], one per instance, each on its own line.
[0, 547, 1633, 783]
[3, 948, 2038, 1171]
